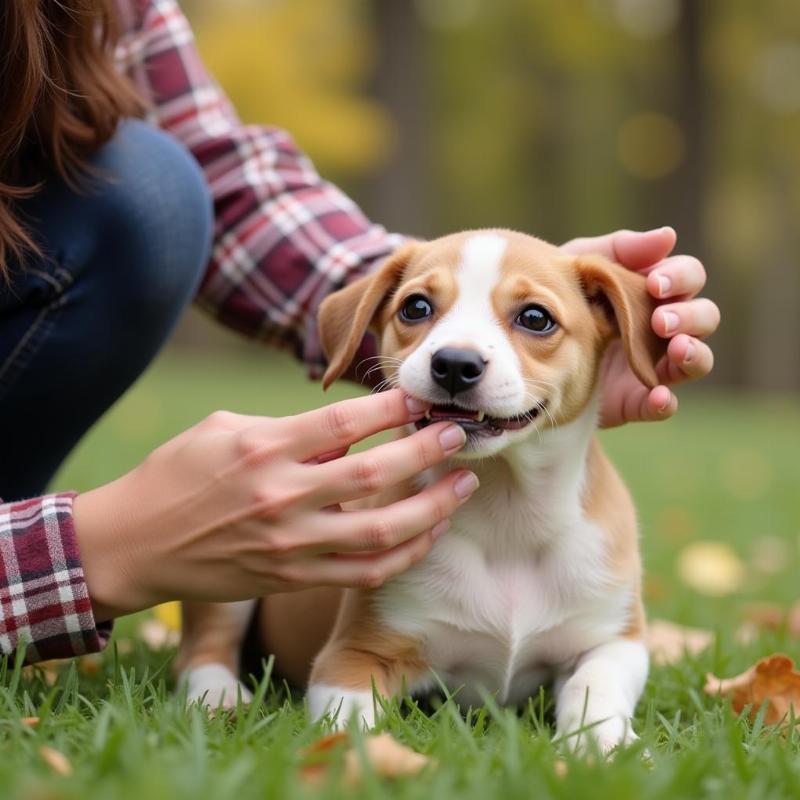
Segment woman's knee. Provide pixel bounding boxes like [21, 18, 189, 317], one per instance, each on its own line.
[86, 119, 214, 324]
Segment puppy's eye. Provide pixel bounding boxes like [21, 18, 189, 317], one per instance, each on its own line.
[516, 304, 557, 334]
[400, 294, 434, 323]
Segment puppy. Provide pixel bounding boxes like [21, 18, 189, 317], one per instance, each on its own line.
[178, 229, 663, 752]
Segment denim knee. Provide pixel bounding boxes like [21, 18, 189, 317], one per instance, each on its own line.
[83, 119, 213, 330]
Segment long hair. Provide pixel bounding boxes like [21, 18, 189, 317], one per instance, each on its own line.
[0, 0, 145, 278]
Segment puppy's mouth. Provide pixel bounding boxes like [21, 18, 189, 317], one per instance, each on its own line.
[414, 402, 546, 436]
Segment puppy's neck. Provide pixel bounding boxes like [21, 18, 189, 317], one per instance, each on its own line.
[437, 390, 602, 553]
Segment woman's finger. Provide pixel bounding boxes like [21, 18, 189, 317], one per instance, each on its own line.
[652, 298, 721, 339]
[293, 469, 477, 554]
[646, 255, 706, 300]
[286, 528, 440, 590]
[656, 335, 715, 384]
[307, 421, 467, 507]
[562, 227, 677, 271]
[280, 389, 430, 462]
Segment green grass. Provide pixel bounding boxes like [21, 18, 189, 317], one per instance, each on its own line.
[3, 347, 800, 799]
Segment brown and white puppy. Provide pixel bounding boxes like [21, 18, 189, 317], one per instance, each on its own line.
[179, 229, 663, 752]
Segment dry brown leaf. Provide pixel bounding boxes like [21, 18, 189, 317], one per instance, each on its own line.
[647, 618, 714, 666]
[736, 602, 800, 645]
[745, 602, 800, 637]
[677, 540, 746, 596]
[39, 746, 73, 776]
[300, 732, 432, 787]
[21, 716, 40, 727]
[704, 653, 800, 725]
[77, 654, 103, 677]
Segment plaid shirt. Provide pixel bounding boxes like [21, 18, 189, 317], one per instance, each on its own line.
[0, 0, 402, 663]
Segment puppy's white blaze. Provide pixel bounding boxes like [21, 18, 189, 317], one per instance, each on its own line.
[307, 684, 376, 729]
[398, 232, 530, 422]
[459, 232, 508, 295]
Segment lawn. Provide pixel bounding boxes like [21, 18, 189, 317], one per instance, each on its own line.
[2, 345, 800, 799]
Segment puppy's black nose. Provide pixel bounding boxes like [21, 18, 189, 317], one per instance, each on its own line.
[431, 347, 486, 396]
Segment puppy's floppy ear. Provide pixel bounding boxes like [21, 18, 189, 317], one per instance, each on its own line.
[574, 254, 665, 389]
[319, 243, 418, 388]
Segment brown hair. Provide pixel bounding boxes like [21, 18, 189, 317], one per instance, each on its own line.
[0, 0, 145, 278]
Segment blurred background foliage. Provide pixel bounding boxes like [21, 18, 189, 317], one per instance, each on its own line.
[178, 0, 800, 393]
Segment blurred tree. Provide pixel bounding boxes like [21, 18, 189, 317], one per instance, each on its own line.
[191, 0, 393, 182]
[360, 0, 430, 235]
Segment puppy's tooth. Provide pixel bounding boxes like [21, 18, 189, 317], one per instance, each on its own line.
[424, 410, 432, 420]
[477, 411, 486, 422]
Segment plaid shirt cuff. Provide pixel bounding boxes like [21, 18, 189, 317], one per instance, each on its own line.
[0, 493, 112, 664]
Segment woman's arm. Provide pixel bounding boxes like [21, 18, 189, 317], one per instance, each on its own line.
[114, 0, 400, 380]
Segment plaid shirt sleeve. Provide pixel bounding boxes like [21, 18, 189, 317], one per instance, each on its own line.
[0, 494, 111, 664]
[115, 0, 406, 379]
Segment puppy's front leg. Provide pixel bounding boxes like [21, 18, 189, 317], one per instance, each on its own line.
[308, 645, 408, 729]
[555, 638, 648, 754]
[176, 599, 256, 710]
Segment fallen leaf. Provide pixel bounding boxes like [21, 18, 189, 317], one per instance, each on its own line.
[736, 602, 800, 645]
[744, 602, 800, 637]
[677, 540, 746, 596]
[138, 619, 179, 649]
[647, 618, 714, 666]
[39, 746, 73, 776]
[300, 732, 432, 787]
[705, 653, 800, 725]
[77, 654, 103, 677]
[553, 759, 568, 777]
[21, 716, 40, 727]
[22, 662, 60, 686]
[153, 601, 182, 631]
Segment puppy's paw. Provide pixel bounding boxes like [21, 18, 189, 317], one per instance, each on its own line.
[180, 663, 253, 711]
[307, 684, 376, 729]
[557, 714, 638, 756]
[587, 715, 639, 755]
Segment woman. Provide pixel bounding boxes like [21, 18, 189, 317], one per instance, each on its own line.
[0, 0, 719, 664]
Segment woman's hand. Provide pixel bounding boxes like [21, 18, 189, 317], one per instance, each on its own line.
[562, 227, 720, 428]
[73, 390, 477, 621]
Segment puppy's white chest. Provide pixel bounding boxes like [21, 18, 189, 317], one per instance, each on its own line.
[376, 515, 629, 705]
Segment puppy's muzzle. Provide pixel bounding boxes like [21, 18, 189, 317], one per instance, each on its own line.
[430, 347, 486, 397]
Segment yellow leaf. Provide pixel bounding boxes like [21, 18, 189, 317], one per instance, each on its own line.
[153, 602, 182, 631]
[677, 540, 746, 596]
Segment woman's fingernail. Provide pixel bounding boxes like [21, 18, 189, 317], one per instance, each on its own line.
[439, 424, 467, 453]
[432, 519, 451, 539]
[405, 395, 429, 415]
[454, 471, 479, 500]
[661, 310, 679, 334]
[656, 273, 672, 297]
[683, 341, 696, 363]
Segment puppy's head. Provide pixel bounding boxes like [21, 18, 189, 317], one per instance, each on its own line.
[319, 230, 664, 457]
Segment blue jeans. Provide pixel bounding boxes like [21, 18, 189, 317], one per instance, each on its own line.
[0, 120, 213, 501]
